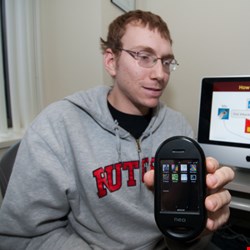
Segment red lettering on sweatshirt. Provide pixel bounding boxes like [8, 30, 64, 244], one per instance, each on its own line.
[122, 161, 139, 186]
[93, 158, 155, 198]
[93, 163, 122, 198]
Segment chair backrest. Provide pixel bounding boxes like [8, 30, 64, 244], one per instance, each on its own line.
[0, 141, 20, 198]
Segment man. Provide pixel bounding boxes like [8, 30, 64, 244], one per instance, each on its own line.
[0, 10, 234, 249]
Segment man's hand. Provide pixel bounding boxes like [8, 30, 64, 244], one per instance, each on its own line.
[144, 156, 235, 232]
[204, 157, 234, 231]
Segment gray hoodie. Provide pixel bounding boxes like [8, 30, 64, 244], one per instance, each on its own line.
[0, 86, 204, 250]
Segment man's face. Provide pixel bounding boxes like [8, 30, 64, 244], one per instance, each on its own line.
[106, 24, 174, 115]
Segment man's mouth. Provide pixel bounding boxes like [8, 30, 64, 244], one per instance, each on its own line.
[143, 86, 162, 96]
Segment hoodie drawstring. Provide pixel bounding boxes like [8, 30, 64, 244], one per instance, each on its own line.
[114, 120, 122, 163]
[148, 130, 153, 171]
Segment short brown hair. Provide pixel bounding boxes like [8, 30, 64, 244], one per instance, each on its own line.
[100, 10, 172, 55]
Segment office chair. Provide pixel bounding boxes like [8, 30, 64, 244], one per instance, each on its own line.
[0, 141, 20, 198]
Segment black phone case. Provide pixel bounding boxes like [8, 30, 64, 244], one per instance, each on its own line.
[154, 136, 207, 242]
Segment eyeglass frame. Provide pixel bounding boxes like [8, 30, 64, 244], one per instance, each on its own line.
[117, 48, 179, 73]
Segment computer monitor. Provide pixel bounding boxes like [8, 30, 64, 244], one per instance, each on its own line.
[197, 76, 250, 170]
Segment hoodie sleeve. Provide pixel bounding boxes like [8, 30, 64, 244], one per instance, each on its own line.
[0, 127, 91, 250]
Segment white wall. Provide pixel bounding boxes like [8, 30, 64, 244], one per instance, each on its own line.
[39, 0, 103, 106]
[39, 0, 250, 136]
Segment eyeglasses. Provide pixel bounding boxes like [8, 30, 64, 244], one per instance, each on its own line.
[118, 48, 179, 73]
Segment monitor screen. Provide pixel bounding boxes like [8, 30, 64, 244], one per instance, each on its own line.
[197, 76, 250, 169]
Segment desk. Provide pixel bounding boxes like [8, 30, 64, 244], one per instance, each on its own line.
[226, 167, 250, 212]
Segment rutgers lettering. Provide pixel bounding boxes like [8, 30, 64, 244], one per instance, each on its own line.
[93, 158, 154, 198]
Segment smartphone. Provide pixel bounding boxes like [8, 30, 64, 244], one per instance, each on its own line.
[154, 136, 207, 242]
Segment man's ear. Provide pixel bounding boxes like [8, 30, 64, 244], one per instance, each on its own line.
[103, 48, 117, 77]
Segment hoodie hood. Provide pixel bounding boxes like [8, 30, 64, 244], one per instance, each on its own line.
[64, 85, 167, 140]
[65, 86, 129, 138]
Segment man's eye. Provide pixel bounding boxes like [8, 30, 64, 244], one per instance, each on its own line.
[162, 59, 171, 66]
[138, 53, 151, 61]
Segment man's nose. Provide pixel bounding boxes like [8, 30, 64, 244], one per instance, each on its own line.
[150, 59, 167, 81]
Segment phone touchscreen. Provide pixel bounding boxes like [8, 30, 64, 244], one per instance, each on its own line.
[160, 159, 200, 213]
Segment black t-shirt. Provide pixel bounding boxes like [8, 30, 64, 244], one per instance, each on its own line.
[108, 101, 152, 139]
